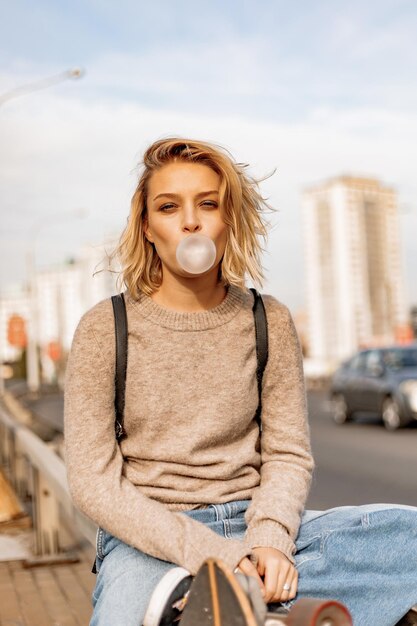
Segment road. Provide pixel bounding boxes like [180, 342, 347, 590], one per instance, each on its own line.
[306, 389, 417, 509]
[15, 383, 417, 509]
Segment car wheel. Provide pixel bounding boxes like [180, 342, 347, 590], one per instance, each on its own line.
[381, 397, 402, 431]
[331, 393, 351, 425]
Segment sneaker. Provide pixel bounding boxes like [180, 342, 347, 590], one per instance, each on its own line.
[143, 567, 193, 626]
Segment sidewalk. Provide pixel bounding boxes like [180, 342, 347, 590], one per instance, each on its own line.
[0, 539, 95, 626]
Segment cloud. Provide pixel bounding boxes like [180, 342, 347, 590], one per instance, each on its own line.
[1, 87, 417, 310]
[2, 1, 417, 119]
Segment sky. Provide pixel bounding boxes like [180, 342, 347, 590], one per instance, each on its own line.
[1, 0, 417, 312]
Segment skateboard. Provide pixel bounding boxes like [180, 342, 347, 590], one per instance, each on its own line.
[179, 558, 353, 626]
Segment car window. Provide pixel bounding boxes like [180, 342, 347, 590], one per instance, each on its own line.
[349, 352, 368, 372]
[365, 350, 382, 373]
[381, 348, 417, 370]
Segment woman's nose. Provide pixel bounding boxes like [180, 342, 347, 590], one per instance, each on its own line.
[182, 207, 201, 231]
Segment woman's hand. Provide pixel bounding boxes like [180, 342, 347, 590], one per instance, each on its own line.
[237, 547, 298, 604]
[235, 556, 266, 597]
[252, 546, 298, 604]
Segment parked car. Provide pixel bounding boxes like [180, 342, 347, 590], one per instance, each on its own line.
[329, 344, 417, 430]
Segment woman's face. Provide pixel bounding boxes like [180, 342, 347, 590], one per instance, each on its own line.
[143, 161, 228, 280]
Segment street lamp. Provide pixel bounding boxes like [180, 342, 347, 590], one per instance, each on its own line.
[0, 68, 85, 107]
[26, 208, 88, 393]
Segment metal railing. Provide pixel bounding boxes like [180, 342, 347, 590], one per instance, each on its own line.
[0, 401, 96, 558]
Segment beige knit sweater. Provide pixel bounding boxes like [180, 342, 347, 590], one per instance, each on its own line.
[64, 284, 314, 575]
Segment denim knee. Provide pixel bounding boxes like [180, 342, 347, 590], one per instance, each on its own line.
[362, 507, 417, 540]
[90, 530, 177, 626]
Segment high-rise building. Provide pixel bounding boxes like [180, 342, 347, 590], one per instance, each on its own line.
[32, 241, 118, 380]
[33, 242, 117, 352]
[303, 176, 408, 367]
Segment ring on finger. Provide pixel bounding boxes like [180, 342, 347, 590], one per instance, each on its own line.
[282, 582, 291, 591]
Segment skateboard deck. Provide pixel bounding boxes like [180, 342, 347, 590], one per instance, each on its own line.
[180, 557, 259, 626]
[179, 558, 353, 626]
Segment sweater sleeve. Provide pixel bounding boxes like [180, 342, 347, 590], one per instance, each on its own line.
[243, 297, 315, 563]
[63, 307, 252, 575]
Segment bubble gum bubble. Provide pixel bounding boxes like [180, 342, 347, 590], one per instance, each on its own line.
[176, 233, 217, 274]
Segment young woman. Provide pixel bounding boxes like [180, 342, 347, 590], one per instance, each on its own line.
[64, 138, 417, 626]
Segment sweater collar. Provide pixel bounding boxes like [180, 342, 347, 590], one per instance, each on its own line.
[128, 284, 246, 331]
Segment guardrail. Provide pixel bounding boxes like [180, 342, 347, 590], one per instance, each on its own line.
[0, 400, 96, 559]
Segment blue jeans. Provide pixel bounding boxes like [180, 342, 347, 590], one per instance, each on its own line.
[90, 501, 417, 626]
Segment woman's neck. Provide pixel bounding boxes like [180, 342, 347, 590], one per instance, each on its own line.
[150, 283, 228, 313]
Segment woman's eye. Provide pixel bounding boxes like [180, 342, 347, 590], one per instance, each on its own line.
[159, 201, 217, 212]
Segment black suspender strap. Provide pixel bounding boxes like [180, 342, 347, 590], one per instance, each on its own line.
[249, 287, 269, 431]
[111, 294, 128, 442]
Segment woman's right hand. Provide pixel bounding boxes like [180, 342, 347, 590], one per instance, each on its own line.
[236, 556, 266, 598]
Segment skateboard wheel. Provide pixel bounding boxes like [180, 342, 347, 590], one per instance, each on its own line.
[285, 597, 352, 626]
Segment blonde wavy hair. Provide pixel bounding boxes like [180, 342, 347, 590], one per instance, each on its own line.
[107, 137, 278, 299]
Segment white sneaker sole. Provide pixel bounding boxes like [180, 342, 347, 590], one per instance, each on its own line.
[143, 566, 191, 626]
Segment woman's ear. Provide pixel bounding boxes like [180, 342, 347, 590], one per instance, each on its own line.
[143, 214, 154, 243]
